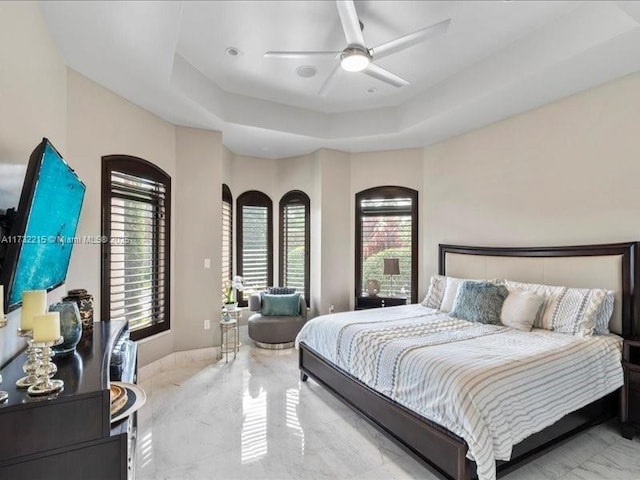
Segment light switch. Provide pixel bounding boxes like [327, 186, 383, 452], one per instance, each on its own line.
[204, 258, 211, 269]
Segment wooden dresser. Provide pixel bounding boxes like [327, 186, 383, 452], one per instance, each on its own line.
[0, 320, 136, 479]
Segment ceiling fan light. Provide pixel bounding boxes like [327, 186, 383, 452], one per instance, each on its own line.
[341, 49, 370, 72]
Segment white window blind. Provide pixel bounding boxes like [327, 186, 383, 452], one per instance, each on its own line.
[241, 205, 269, 298]
[360, 196, 413, 300]
[108, 171, 167, 334]
[222, 194, 232, 288]
[282, 201, 307, 299]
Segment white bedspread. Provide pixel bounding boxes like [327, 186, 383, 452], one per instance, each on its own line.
[295, 304, 623, 480]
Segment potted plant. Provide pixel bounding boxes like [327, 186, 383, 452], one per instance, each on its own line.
[222, 276, 244, 311]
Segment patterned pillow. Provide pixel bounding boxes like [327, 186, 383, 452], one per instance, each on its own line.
[421, 275, 447, 309]
[267, 287, 296, 295]
[505, 280, 610, 336]
[449, 281, 509, 325]
[594, 291, 614, 335]
[549, 287, 607, 336]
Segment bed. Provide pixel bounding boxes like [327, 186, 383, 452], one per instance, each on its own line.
[296, 243, 639, 480]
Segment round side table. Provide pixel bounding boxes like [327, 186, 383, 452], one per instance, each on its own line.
[219, 317, 239, 363]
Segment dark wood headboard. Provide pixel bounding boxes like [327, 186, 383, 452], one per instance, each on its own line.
[439, 242, 639, 339]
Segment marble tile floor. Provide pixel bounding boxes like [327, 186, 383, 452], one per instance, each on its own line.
[136, 328, 640, 480]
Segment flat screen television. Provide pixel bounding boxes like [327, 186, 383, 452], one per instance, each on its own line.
[0, 138, 86, 312]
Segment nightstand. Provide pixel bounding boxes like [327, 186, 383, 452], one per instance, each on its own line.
[355, 296, 407, 310]
[621, 338, 640, 440]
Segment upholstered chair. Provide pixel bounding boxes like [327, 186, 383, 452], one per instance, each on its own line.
[248, 289, 308, 349]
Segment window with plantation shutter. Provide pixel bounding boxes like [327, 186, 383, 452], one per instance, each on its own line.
[279, 191, 310, 306]
[222, 184, 233, 290]
[355, 186, 418, 303]
[237, 191, 273, 307]
[101, 155, 171, 341]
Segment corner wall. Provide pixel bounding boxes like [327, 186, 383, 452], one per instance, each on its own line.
[66, 70, 177, 366]
[174, 127, 223, 351]
[0, 2, 67, 366]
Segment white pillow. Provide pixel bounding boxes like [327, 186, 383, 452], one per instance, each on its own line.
[500, 288, 545, 332]
[504, 280, 562, 329]
[441, 277, 470, 312]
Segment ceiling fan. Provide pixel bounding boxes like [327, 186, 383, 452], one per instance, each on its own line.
[264, 0, 451, 96]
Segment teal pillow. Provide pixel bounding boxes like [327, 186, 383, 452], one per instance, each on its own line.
[449, 281, 508, 325]
[262, 293, 300, 316]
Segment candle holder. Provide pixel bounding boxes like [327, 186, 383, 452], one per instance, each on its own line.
[15, 329, 41, 388]
[27, 337, 64, 397]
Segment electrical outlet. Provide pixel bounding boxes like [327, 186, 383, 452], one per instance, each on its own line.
[204, 258, 211, 269]
[329, 304, 335, 313]
[204, 319, 211, 330]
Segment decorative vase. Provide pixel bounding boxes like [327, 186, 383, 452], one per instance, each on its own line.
[49, 301, 82, 357]
[224, 302, 238, 312]
[62, 288, 94, 333]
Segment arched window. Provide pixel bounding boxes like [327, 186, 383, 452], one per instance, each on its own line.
[355, 186, 418, 303]
[279, 190, 310, 306]
[237, 190, 273, 307]
[101, 155, 171, 340]
[222, 184, 233, 290]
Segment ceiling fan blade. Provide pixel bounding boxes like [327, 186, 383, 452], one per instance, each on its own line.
[264, 51, 340, 59]
[336, 0, 365, 46]
[362, 63, 409, 88]
[319, 63, 342, 96]
[371, 18, 451, 61]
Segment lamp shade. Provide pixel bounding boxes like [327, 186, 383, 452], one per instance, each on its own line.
[383, 258, 400, 276]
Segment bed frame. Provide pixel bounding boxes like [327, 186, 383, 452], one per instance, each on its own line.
[298, 243, 639, 480]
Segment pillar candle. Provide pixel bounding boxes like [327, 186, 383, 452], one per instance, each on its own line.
[21, 290, 47, 331]
[32, 312, 60, 343]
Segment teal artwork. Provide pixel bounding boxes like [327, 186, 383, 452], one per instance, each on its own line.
[8, 142, 85, 308]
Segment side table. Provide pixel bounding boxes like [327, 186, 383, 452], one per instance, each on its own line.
[219, 313, 239, 363]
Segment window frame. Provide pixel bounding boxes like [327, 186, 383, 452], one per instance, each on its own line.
[355, 185, 418, 303]
[101, 155, 172, 341]
[279, 190, 310, 307]
[222, 184, 233, 288]
[236, 190, 273, 307]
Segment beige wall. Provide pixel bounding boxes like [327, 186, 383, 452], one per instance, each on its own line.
[422, 72, 640, 287]
[0, 2, 67, 366]
[174, 127, 223, 351]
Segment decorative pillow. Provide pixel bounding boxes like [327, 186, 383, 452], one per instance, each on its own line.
[261, 293, 300, 316]
[505, 280, 610, 336]
[500, 288, 546, 332]
[594, 290, 614, 335]
[422, 275, 502, 312]
[441, 277, 471, 313]
[504, 280, 563, 329]
[549, 287, 607, 337]
[449, 281, 509, 325]
[268, 287, 296, 295]
[421, 275, 446, 309]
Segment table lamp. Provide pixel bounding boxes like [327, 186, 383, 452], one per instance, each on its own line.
[383, 258, 400, 296]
